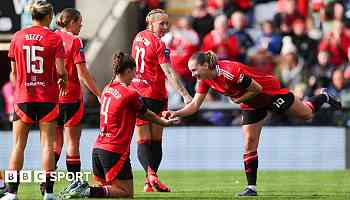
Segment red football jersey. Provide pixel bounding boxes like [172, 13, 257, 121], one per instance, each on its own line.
[196, 60, 289, 109]
[94, 82, 147, 153]
[130, 30, 170, 100]
[55, 30, 86, 103]
[8, 26, 64, 103]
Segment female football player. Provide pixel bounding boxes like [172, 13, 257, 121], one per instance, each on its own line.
[165, 51, 341, 197]
[130, 8, 192, 192]
[53, 8, 101, 184]
[62, 52, 178, 199]
[3, 1, 67, 200]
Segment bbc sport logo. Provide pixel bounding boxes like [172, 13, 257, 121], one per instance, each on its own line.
[4, 170, 91, 183]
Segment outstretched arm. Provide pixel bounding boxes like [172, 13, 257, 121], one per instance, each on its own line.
[139, 109, 179, 126]
[171, 92, 207, 118]
[160, 63, 192, 104]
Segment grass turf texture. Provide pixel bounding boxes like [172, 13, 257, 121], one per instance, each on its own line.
[14, 170, 350, 200]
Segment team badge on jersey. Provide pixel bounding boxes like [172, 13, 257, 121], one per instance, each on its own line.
[164, 48, 170, 59]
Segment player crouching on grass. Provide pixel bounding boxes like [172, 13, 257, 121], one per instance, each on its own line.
[60, 51, 179, 199]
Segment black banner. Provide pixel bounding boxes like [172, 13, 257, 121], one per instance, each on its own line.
[0, 0, 75, 33]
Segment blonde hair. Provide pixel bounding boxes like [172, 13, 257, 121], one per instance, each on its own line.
[27, 0, 53, 21]
[146, 9, 168, 24]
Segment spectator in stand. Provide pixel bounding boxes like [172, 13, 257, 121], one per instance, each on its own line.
[228, 11, 254, 63]
[233, 0, 254, 27]
[327, 68, 350, 107]
[339, 19, 350, 60]
[305, 16, 322, 40]
[290, 18, 318, 66]
[247, 50, 277, 74]
[319, 21, 346, 67]
[207, 0, 225, 16]
[273, 0, 304, 36]
[254, 20, 282, 55]
[190, 0, 214, 42]
[163, 17, 199, 96]
[1, 73, 15, 121]
[275, 36, 307, 89]
[320, 1, 344, 35]
[305, 51, 333, 98]
[207, 0, 237, 17]
[311, 51, 333, 84]
[201, 14, 240, 60]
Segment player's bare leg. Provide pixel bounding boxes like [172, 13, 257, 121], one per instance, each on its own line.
[4, 120, 31, 198]
[238, 119, 264, 196]
[53, 126, 64, 166]
[39, 121, 57, 199]
[66, 126, 82, 181]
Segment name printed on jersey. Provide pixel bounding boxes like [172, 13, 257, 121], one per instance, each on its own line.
[24, 34, 43, 41]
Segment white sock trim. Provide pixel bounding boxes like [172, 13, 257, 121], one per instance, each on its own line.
[247, 185, 256, 191]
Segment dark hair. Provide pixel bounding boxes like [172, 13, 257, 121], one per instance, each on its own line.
[28, 0, 53, 21]
[189, 51, 217, 69]
[56, 8, 81, 27]
[111, 51, 136, 78]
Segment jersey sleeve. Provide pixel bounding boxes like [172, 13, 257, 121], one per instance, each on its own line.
[129, 91, 147, 115]
[72, 37, 86, 64]
[55, 36, 65, 59]
[8, 35, 16, 60]
[196, 80, 210, 94]
[155, 40, 170, 65]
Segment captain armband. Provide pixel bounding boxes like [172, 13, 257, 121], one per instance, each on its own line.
[237, 74, 252, 88]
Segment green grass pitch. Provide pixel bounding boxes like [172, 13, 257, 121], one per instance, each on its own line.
[15, 170, 350, 199]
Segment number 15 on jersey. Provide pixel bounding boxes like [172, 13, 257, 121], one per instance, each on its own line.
[23, 45, 44, 74]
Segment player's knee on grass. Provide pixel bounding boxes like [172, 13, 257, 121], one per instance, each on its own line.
[110, 183, 133, 198]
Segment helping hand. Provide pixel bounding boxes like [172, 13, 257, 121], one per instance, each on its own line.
[58, 78, 67, 96]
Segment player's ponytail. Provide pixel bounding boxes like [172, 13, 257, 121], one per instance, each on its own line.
[111, 51, 136, 79]
[190, 51, 217, 69]
[205, 51, 217, 69]
[56, 8, 81, 28]
[28, 0, 53, 21]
